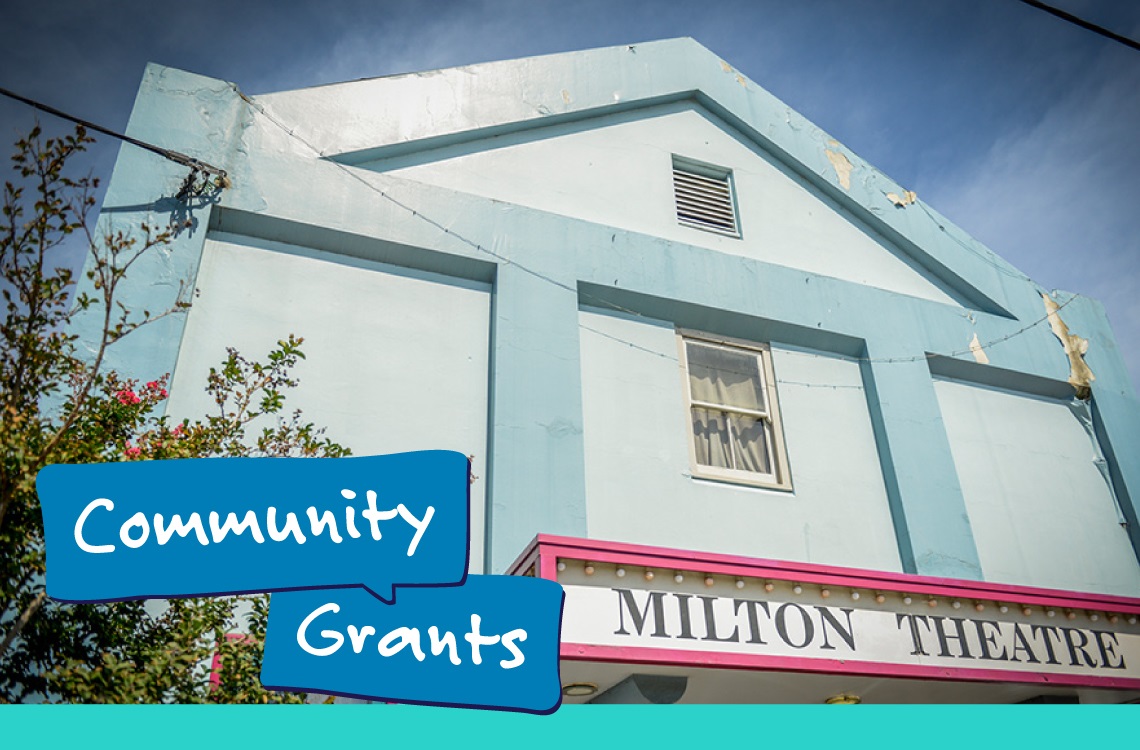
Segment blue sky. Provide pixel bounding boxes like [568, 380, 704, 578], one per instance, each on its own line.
[2, 0, 1138, 389]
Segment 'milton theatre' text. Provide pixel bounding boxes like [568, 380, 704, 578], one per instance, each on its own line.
[610, 587, 1127, 671]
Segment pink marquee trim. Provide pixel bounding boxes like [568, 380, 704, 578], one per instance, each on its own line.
[522, 534, 1140, 613]
[560, 642, 1140, 691]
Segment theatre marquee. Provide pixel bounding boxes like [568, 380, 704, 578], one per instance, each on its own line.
[510, 535, 1140, 690]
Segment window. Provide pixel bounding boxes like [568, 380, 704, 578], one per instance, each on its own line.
[679, 332, 791, 489]
[672, 156, 740, 237]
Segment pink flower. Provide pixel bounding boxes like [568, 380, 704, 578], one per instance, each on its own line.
[172, 424, 184, 437]
[116, 389, 141, 405]
[124, 445, 141, 458]
[146, 381, 159, 389]
[159, 389, 168, 399]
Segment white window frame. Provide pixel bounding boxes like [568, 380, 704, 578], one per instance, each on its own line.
[671, 155, 741, 238]
[677, 329, 792, 490]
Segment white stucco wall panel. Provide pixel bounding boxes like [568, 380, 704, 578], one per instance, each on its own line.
[579, 308, 901, 572]
[934, 378, 1140, 596]
[375, 105, 961, 307]
[165, 234, 491, 572]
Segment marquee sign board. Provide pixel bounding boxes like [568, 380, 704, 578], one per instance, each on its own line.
[510, 535, 1140, 690]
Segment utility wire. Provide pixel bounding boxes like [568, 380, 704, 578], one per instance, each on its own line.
[1016, 0, 1140, 52]
[233, 85, 1080, 369]
[0, 54, 1092, 390]
[0, 85, 228, 178]
[582, 287, 1076, 381]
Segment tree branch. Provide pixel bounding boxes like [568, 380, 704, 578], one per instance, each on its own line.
[0, 590, 47, 657]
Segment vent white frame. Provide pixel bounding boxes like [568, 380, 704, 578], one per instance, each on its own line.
[672, 156, 740, 237]
[677, 329, 792, 490]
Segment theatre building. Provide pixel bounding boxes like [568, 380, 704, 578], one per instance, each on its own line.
[81, 39, 1140, 703]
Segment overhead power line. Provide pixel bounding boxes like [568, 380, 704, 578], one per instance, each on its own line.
[0, 85, 228, 178]
[234, 85, 1080, 369]
[0, 45, 1095, 388]
[1016, 0, 1140, 52]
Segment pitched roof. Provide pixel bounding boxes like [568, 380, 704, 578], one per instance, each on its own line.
[254, 38, 1029, 315]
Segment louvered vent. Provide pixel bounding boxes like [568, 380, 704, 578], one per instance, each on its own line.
[672, 159, 739, 237]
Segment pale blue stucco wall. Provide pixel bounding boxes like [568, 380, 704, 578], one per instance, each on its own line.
[162, 234, 492, 573]
[934, 377, 1140, 595]
[579, 307, 902, 572]
[71, 39, 1140, 595]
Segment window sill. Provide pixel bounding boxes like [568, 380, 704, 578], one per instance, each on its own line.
[686, 467, 794, 493]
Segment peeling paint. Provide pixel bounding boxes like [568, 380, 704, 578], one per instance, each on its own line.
[720, 60, 732, 73]
[735, 74, 747, 88]
[887, 190, 917, 207]
[561, 89, 571, 104]
[1043, 293, 1096, 399]
[968, 332, 989, 364]
[80, 40, 1140, 589]
[825, 149, 852, 190]
[1066, 399, 1126, 525]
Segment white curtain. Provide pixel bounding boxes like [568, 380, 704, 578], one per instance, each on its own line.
[687, 343, 773, 474]
[692, 408, 731, 468]
[730, 413, 771, 474]
[686, 343, 766, 411]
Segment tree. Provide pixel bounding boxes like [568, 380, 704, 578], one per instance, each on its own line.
[0, 124, 348, 703]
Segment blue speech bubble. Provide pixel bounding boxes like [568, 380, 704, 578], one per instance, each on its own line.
[37, 451, 470, 603]
[261, 575, 564, 714]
